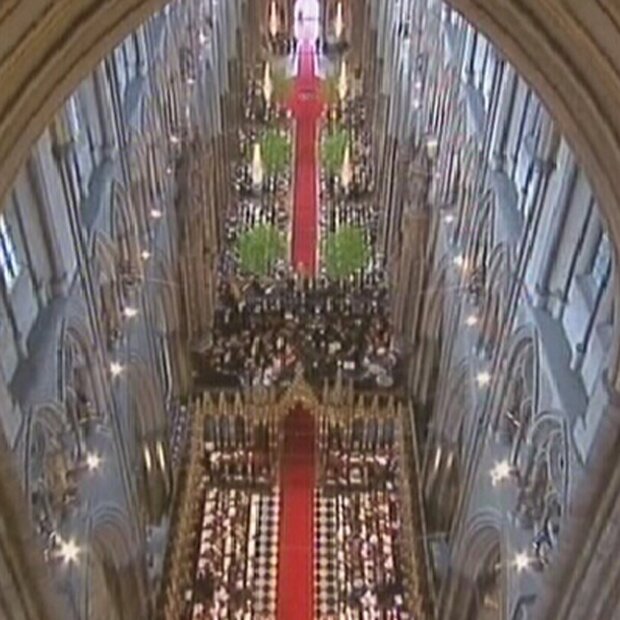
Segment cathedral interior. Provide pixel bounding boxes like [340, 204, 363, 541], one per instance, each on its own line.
[1, 0, 620, 619]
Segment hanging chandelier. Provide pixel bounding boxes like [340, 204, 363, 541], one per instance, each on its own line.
[251, 142, 264, 189]
[341, 143, 352, 190]
[338, 59, 348, 101]
[334, 2, 344, 39]
[263, 61, 273, 105]
[269, 1, 279, 38]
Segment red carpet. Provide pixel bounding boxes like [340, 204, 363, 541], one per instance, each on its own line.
[291, 43, 322, 277]
[277, 407, 315, 620]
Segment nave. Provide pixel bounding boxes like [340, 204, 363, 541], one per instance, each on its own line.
[161, 3, 429, 618]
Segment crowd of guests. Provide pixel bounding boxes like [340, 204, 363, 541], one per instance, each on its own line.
[224, 197, 288, 240]
[243, 74, 291, 125]
[189, 487, 252, 618]
[234, 127, 292, 197]
[204, 415, 278, 487]
[183, 412, 281, 620]
[187, 485, 279, 619]
[322, 100, 375, 201]
[320, 416, 399, 491]
[316, 415, 410, 618]
[340, 490, 409, 618]
[199, 273, 399, 390]
[320, 197, 380, 252]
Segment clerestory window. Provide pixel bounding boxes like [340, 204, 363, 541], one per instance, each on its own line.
[0, 214, 19, 290]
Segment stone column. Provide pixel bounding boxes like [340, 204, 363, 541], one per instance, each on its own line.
[489, 66, 516, 172]
[92, 63, 119, 160]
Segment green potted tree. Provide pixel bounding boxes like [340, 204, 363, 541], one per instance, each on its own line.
[323, 225, 370, 280]
[236, 224, 287, 277]
[260, 129, 291, 177]
[322, 128, 348, 178]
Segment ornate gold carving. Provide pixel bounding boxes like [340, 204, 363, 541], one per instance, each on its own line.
[277, 363, 321, 417]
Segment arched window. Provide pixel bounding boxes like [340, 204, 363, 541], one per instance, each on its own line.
[592, 230, 611, 290]
[0, 213, 19, 289]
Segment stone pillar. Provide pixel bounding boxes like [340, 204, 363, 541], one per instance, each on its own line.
[489, 66, 516, 171]
[92, 63, 119, 160]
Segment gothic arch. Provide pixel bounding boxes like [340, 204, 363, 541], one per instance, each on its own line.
[111, 181, 142, 293]
[93, 232, 123, 347]
[59, 319, 104, 435]
[514, 410, 569, 561]
[90, 505, 135, 568]
[493, 327, 540, 446]
[23, 403, 70, 499]
[89, 506, 146, 619]
[21, 402, 81, 544]
[456, 514, 504, 620]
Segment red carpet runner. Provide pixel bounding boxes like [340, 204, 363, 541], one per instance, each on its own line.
[291, 42, 322, 276]
[277, 407, 315, 620]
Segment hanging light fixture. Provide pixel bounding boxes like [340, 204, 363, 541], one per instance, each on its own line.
[144, 445, 153, 472]
[123, 306, 139, 319]
[513, 551, 532, 573]
[341, 142, 352, 190]
[269, 1, 279, 38]
[476, 370, 492, 387]
[338, 59, 348, 101]
[58, 538, 81, 565]
[110, 362, 124, 377]
[490, 459, 511, 486]
[263, 61, 273, 105]
[251, 142, 264, 189]
[465, 313, 478, 327]
[334, 2, 344, 39]
[425, 134, 439, 160]
[157, 441, 166, 471]
[86, 452, 102, 472]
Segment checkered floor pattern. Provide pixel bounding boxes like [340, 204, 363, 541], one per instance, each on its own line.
[189, 485, 280, 619]
[250, 490, 280, 617]
[315, 491, 341, 617]
[314, 488, 411, 619]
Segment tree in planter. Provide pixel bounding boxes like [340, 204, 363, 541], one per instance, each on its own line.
[260, 129, 291, 177]
[323, 225, 371, 280]
[236, 224, 286, 277]
[322, 128, 348, 178]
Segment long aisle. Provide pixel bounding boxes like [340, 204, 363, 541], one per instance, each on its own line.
[291, 42, 321, 276]
[277, 407, 316, 619]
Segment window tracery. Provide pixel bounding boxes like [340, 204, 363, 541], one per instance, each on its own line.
[0, 214, 19, 290]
